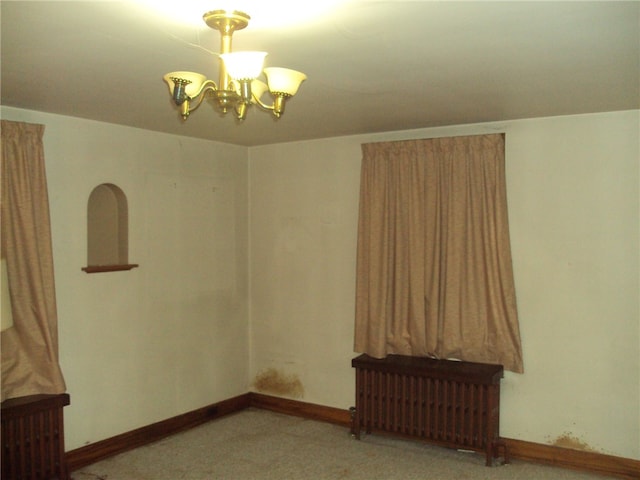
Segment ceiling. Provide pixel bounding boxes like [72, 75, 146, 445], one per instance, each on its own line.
[2, 1, 638, 147]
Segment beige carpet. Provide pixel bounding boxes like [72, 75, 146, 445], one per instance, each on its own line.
[72, 408, 614, 480]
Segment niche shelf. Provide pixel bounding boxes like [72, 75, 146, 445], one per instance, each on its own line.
[82, 183, 138, 274]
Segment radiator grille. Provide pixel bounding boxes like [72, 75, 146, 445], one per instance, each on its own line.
[359, 370, 489, 448]
[1, 394, 70, 480]
[352, 355, 505, 466]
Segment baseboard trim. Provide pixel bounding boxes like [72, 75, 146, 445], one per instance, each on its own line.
[502, 437, 640, 480]
[248, 393, 640, 480]
[66, 392, 640, 480]
[248, 392, 351, 426]
[66, 393, 250, 472]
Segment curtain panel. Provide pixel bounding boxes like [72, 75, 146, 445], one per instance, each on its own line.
[354, 134, 523, 373]
[1, 120, 66, 401]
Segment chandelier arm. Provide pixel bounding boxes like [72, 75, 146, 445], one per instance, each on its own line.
[182, 82, 220, 116]
[252, 94, 275, 113]
[253, 93, 290, 118]
[191, 80, 219, 102]
[186, 93, 207, 113]
[164, 10, 305, 121]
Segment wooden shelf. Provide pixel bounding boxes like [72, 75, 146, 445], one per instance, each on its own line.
[82, 264, 139, 274]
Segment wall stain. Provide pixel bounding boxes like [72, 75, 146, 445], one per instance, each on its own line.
[551, 432, 597, 452]
[253, 368, 304, 398]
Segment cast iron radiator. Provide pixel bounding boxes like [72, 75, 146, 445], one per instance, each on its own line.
[351, 354, 507, 466]
[1, 393, 70, 480]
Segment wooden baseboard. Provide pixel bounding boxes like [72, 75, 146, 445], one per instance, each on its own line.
[66, 392, 640, 480]
[249, 393, 640, 480]
[502, 437, 640, 480]
[248, 392, 351, 426]
[66, 393, 250, 472]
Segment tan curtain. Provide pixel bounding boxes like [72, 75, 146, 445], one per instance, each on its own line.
[354, 134, 524, 373]
[1, 120, 66, 401]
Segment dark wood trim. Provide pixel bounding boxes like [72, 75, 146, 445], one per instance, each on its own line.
[65, 392, 640, 480]
[66, 393, 250, 472]
[502, 437, 640, 480]
[248, 392, 351, 427]
[248, 394, 640, 480]
[82, 264, 139, 273]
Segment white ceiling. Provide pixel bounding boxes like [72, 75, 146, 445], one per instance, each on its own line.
[1, 1, 638, 147]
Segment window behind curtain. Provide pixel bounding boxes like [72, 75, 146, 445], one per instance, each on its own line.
[354, 134, 523, 373]
[1, 120, 67, 400]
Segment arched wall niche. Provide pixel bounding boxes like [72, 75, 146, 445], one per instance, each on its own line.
[82, 183, 138, 273]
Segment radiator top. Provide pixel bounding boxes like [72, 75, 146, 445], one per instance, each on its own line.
[352, 354, 503, 385]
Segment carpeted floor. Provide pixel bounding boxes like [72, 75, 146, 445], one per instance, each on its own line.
[72, 408, 615, 480]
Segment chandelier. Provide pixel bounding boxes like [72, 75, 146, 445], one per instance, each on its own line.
[164, 10, 307, 122]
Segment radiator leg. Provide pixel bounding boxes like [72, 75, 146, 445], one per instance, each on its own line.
[349, 406, 360, 440]
[492, 440, 509, 465]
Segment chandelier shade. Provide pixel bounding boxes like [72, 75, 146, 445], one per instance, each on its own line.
[163, 10, 306, 122]
[220, 52, 268, 81]
[250, 80, 269, 102]
[163, 72, 207, 98]
[263, 68, 308, 96]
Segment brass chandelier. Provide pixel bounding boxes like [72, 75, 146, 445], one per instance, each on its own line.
[164, 10, 307, 121]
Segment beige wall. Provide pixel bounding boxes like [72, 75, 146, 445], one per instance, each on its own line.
[1, 107, 638, 460]
[1, 107, 250, 450]
[249, 111, 639, 460]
